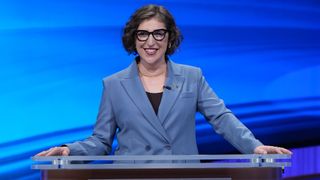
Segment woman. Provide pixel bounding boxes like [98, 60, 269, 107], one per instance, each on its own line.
[37, 4, 291, 156]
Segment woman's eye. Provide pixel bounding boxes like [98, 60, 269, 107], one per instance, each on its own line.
[137, 31, 148, 36]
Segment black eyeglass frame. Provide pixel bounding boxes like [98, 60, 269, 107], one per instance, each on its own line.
[135, 29, 169, 42]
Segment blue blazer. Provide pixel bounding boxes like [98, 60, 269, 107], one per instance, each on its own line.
[67, 60, 263, 155]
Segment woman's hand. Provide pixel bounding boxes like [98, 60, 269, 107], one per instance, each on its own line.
[35, 146, 70, 156]
[254, 145, 292, 154]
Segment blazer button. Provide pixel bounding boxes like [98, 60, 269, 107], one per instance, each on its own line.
[145, 145, 151, 151]
[164, 144, 171, 150]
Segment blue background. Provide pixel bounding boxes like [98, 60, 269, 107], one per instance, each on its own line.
[0, 0, 319, 179]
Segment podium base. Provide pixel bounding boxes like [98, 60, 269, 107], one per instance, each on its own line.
[42, 168, 282, 180]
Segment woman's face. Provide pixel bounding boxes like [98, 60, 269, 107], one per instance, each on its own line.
[135, 18, 169, 66]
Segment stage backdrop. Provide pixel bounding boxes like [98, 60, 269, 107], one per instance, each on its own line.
[0, 0, 319, 179]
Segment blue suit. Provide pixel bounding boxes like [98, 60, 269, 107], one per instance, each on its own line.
[67, 60, 263, 155]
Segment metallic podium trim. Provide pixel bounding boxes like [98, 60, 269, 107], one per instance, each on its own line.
[31, 154, 291, 170]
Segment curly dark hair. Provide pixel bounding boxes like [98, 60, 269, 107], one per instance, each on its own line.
[122, 4, 183, 56]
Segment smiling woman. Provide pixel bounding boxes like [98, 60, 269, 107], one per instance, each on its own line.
[36, 4, 291, 158]
[1, 1, 319, 179]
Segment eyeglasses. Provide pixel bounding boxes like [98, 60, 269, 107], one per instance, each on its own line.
[135, 29, 168, 41]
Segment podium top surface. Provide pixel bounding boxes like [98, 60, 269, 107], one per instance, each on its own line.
[32, 154, 291, 170]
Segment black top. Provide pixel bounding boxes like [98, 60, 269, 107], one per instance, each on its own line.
[146, 92, 163, 115]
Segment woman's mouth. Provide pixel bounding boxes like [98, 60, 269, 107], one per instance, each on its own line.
[144, 48, 158, 55]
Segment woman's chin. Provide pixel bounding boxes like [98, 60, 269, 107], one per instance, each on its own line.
[140, 55, 165, 65]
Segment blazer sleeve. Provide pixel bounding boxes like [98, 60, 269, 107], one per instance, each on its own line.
[196, 68, 263, 153]
[65, 79, 117, 155]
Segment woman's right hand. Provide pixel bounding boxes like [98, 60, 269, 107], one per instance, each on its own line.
[35, 146, 70, 156]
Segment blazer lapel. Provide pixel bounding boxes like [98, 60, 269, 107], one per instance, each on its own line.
[120, 61, 171, 143]
[158, 61, 185, 125]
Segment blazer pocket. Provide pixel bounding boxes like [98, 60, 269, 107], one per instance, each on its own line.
[180, 92, 195, 98]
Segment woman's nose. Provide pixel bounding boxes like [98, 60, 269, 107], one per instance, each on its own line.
[146, 34, 156, 46]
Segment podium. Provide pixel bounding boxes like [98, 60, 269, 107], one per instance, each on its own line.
[32, 154, 291, 180]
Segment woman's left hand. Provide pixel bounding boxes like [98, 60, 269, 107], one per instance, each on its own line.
[254, 145, 292, 154]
